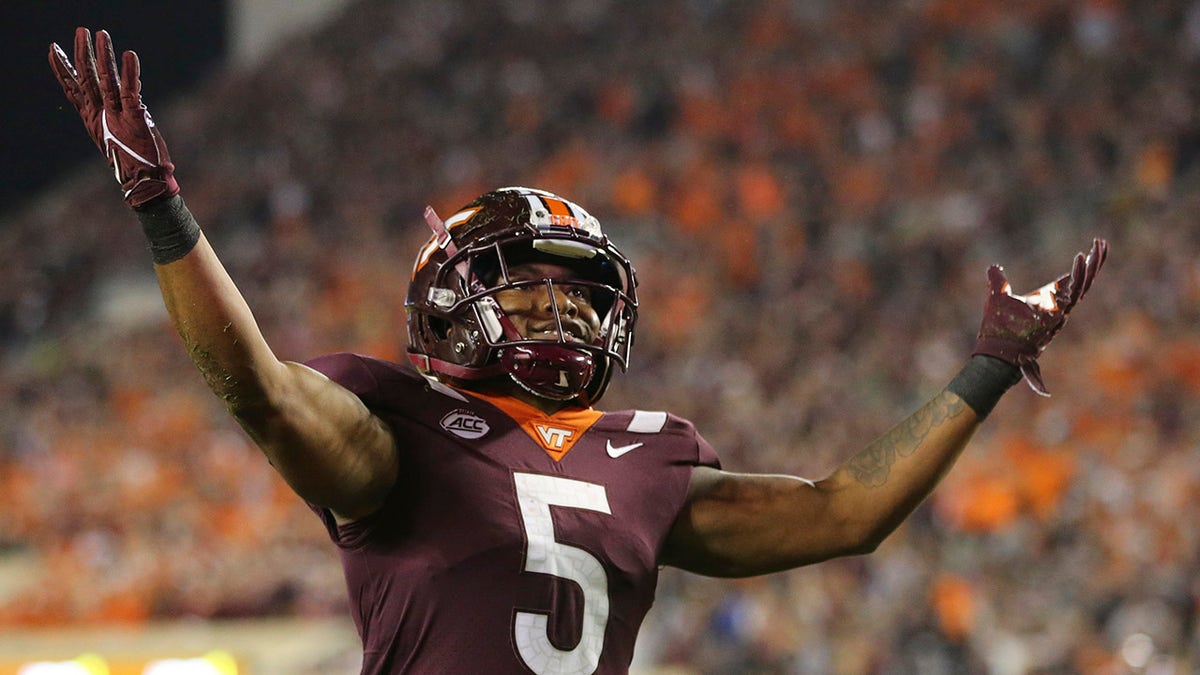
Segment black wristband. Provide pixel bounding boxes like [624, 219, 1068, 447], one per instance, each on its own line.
[945, 355, 1022, 419]
[134, 194, 201, 265]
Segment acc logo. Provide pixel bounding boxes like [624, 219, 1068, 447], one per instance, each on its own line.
[441, 409, 490, 439]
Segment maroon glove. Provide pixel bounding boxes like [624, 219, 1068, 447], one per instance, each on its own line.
[49, 28, 178, 208]
[973, 238, 1109, 396]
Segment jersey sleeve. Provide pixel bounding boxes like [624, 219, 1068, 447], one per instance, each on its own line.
[656, 412, 720, 470]
[693, 425, 721, 469]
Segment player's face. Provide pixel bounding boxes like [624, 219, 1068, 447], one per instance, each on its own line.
[495, 262, 602, 344]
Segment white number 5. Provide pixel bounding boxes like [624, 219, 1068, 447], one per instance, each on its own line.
[513, 472, 612, 675]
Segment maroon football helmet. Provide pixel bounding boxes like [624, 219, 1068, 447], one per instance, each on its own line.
[406, 187, 638, 405]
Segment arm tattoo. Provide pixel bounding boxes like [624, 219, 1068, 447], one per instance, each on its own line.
[160, 293, 258, 412]
[182, 324, 248, 410]
[846, 391, 968, 488]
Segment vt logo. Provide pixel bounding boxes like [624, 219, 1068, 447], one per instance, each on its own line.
[520, 418, 596, 462]
[533, 424, 575, 458]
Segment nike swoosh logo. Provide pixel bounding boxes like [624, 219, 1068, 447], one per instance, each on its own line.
[606, 440, 644, 458]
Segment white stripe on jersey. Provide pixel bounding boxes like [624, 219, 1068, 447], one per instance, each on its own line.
[626, 411, 667, 434]
[422, 375, 469, 402]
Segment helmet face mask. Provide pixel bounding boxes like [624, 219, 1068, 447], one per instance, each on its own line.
[406, 187, 638, 405]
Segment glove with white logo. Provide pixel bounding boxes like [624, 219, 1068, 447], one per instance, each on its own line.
[972, 238, 1109, 396]
[49, 27, 178, 208]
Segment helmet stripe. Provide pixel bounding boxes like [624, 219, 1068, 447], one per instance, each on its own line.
[521, 194, 545, 225]
[544, 196, 572, 218]
[566, 199, 588, 224]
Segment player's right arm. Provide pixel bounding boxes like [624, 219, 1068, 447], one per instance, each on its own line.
[153, 233, 399, 523]
[49, 27, 397, 522]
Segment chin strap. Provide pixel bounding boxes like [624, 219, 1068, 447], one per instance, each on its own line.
[408, 352, 505, 381]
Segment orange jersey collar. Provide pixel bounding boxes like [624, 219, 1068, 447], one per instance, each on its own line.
[467, 390, 602, 462]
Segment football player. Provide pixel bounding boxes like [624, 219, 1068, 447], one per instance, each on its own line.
[49, 28, 1107, 674]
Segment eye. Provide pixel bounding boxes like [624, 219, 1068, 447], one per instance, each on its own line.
[564, 285, 591, 302]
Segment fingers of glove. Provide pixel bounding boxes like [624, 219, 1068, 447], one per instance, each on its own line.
[1078, 238, 1108, 298]
[120, 50, 142, 110]
[1064, 251, 1087, 309]
[73, 28, 102, 112]
[1065, 239, 1105, 310]
[95, 30, 122, 112]
[48, 43, 85, 109]
[987, 265, 1010, 295]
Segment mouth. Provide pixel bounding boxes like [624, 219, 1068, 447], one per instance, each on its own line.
[526, 324, 588, 343]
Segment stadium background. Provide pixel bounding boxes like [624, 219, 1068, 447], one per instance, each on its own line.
[2, 0, 1197, 672]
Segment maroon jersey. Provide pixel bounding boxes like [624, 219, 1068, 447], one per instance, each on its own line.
[304, 353, 720, 674]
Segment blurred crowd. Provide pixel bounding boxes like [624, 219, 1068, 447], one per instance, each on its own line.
[2, 0, 1198, 672]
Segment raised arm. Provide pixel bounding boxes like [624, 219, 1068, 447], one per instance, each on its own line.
[49, 28, 397, 521]
[661, 239, 1108, 577]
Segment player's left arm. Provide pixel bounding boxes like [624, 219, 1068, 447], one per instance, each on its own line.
[660, 391, 979, 577]
[660, 239, 1108, 577]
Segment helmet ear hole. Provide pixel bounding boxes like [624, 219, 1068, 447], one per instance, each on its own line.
[428, 317, 452, 340]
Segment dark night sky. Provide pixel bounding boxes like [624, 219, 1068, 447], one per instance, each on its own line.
[4, 2, 226, 217]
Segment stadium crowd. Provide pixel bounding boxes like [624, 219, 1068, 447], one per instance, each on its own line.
[2, 0, 1198, 671]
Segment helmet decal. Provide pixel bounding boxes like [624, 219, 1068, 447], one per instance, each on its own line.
[411, 205, 482, 279]
[445, 206, 482, 230]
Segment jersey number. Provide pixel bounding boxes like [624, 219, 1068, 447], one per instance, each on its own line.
[513, 472, 612, 675]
